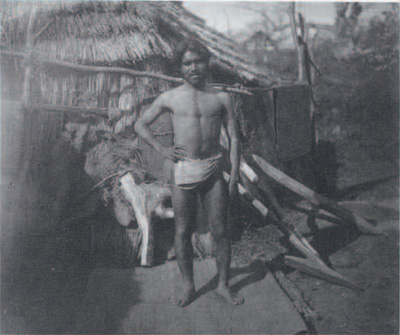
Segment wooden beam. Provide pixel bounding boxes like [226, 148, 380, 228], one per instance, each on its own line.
[37, 104, 110, 117]
[237, 163, 359, 289]
[288, 232, 321, 261]
[22, 6, 38, 107]
[0, 49, 252, 96]
[220, 127, 259, 183]
[288, 3, 304, 82]
[252, 154, 382, 235]
[46, 57, 184, 84]
[0, 49, 183, 83]
[225, 128, 324, 261]
[223, 171, 268, 217]
[285, 255, 364, 291]
[225, 169, 326, 263]
[212, 85, 253, 96]
[272, 270, 319, 322]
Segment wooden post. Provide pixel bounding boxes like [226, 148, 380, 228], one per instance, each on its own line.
[288, 3, 304, 82]
[22, 6, 38, 108]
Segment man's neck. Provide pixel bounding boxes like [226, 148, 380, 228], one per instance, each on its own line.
[183, 80, 207, 91]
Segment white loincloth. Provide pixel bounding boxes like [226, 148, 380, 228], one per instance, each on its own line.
[174, 153, 223, 190]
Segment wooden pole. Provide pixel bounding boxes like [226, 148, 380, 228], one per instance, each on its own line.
[220, 126, 259, 183]
[229, 158, 359, 288]
[1, 50, 252, 96]
[223, 172, 268, 217]
[285, 255, 364, 291]
[36, 104, 109, 117]
[226, 167, 322, 260]
[252, 154, 382, 235]
[272, 270, 319, 322]
[288, 2, 304, 82]
[22, 6, 38, 108]
[220, 148, 327, 265]
[221, 125, 324, 259]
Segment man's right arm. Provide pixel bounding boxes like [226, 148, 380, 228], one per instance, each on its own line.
[134, 94, 167, 153]
[134, 93, 185, 162]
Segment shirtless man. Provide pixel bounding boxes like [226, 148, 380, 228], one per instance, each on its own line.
[135, 41, 243, 307]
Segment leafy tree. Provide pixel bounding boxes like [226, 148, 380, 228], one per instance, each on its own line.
[356, 7, 399, 71]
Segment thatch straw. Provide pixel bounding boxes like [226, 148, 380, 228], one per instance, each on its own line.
[2, 1, 274, 84]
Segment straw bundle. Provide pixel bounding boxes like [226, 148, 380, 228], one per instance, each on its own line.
[107, 74, 121, 108]
[35, 54, 172, 110]
[84, 136, 146, 183]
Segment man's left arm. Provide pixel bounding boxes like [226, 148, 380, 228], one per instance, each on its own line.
[221, 93, 240, 196]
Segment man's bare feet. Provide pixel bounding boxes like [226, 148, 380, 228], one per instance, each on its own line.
[176, 287, 196, 308]
[216, 285, 244, 305]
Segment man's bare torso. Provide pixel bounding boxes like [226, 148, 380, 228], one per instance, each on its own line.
[133, 47, 243, 305]
[162, 85, 227, 160]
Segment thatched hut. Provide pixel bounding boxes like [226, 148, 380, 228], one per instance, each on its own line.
[2, 1, 271, 101]
[1, 1, 313, 269]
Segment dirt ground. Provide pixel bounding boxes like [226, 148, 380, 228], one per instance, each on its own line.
[1, 100, 398, 334]
[232, 182, 398, 335]
[231, 108, 399, 335]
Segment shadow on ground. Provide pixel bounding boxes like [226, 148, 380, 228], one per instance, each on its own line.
[1, 208, 140, 334]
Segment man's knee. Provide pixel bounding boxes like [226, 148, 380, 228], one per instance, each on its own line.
[175, 221, 193, 239]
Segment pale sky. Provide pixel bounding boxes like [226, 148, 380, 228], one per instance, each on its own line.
[184, 2, 336, 34]
[183, 2, 394, 35]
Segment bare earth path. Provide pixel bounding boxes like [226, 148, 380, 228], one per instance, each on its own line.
[1, 100, 398, 334]
[72, 259, 307, 334]
[292, 180, 399, 335]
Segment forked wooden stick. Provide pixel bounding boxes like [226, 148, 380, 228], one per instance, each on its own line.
[237, 154, 373, 289]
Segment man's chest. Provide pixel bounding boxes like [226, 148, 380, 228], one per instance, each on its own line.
[169, 92, 223, 119]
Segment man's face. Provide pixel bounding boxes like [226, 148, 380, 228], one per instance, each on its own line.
[181, 50, 208, 87]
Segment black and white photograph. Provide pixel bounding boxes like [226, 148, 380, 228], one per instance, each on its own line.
[1, 1, 398, 334]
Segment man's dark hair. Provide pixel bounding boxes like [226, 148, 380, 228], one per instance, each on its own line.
[174, 40, 211, 66]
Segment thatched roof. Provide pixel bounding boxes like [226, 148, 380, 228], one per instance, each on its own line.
[1, 1, 273, 85]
